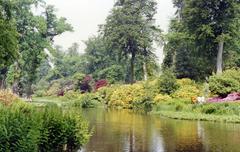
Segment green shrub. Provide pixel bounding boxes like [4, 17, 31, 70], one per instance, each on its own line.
[175, 102, 184, 111]
[63, 90, 81, 101]
[0, 103, 41, 152]
[97, 83, 155, 109]
[96, 65, 125, 84]
[33, 80, 49, 97]
[143, 80, 159, 100]
[73, 93, 103, 108]
[201, 104, 217, 114]
[193, 103, 240, 115]
[34, 90, 47, 97]
[39, 104, 90, 151]
[131, 96, 154, 110]
[154, 98, 191, 112]
[46, 80, 62, 96]
[209, 69, 240, 96]
[158, 70, 179, 95]
[0, 103, 90, 151]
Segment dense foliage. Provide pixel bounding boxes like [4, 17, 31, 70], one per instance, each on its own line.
[209, 69, 240, 97]
[0, 0, 18, 66]
[158, 70, 179, 95]
[0, 0, 72, 98]
[163, 0, 240, 80]
[102, 0, 161, 83]
[84, 77, 201, 109]
[39, 105, 90, 151]
[0, 101, 90, 152]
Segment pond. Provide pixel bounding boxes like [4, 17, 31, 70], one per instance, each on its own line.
[80, 108, 240, 152]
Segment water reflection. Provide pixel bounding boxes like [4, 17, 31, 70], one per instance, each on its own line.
[81, 109, 240, 152]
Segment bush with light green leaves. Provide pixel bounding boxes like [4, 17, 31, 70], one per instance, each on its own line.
[209, 69, 240, 97]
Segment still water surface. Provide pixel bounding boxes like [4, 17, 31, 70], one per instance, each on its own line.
[81, 108, 240, 152]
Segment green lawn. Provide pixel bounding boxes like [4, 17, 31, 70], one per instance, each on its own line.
[32, 97, 68, 107]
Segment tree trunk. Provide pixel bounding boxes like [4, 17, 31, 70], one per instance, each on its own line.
[216, 41, 224, 75]
[0, 79, 6, 89]
[143, 61, 147, 81]
[0, 67, 8, 89]
[0, 75, 7, 89]
[12, 81, 19, 95]
[172, 50, 177, 71]
[26, 83, 33, 102]
[130, 52, 135, 84]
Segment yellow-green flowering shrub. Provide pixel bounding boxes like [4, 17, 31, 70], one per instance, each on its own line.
[97, 85, 117, 104]
[171, 79, 201, 102]
[176, 78, 195, 86]
[153, 94, 172, 103]
[108, 83, 147, 108]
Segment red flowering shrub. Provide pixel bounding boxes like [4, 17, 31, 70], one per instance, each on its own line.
[57, 89, 65, 96]
[95, 79, 108, 90]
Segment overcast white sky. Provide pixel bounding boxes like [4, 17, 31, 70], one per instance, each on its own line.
[46, 0, 175, 61]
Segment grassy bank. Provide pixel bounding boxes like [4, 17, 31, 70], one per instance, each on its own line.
[153, 111, 240, 123]
[151, 101, 240, 123]
[32, 96, 68, 107]
[32, 93, 104, 109]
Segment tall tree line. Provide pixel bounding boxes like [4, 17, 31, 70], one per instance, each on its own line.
[163, 0, 240, 80]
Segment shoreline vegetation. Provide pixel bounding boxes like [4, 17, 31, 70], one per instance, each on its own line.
[152, 111, 240, 123]
[32, 96, 240, 123]
[30, 69, 240, 124]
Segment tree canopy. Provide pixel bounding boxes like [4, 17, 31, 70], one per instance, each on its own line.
[0, 0, 72, 96]
[102, 0, 161, 83]
[163, 0, 240, 80]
